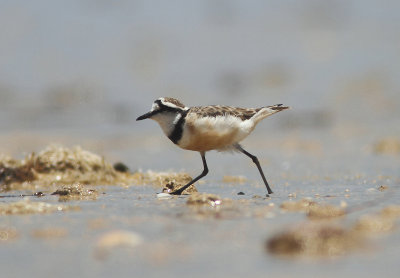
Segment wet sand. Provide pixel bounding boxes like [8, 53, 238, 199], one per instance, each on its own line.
[0, 132, 399, 278]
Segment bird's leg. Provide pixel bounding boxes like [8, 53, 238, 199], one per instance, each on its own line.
[170, 152, 208, 195]
[235, 144, 273, 195]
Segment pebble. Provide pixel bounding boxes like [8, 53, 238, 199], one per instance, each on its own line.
[156, 192, 173, 199]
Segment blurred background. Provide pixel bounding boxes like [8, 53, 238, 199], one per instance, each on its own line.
[0, 0, 399, 166]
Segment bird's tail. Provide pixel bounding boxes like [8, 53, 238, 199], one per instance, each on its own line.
[252, 104, 289, 124]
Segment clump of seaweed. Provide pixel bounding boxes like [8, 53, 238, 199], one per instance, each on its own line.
[0, 199, 78, 215]
[0, 145, 135, 191]
[31, 145, 124, 185]
[51, 183, 99, 201]
[1, 145, 199, 195]
[33, 145, 107, 173]
[0, 155, 35, 185]
[267, 222, 365, 258]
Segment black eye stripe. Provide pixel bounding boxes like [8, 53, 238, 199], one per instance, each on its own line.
[155, 99, 163, 107]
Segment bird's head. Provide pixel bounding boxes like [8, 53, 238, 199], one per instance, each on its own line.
[136, 97, 188, 136]
[136, 97, 187, 121]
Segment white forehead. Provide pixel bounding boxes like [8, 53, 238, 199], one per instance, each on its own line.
[151, 102, 159, 111]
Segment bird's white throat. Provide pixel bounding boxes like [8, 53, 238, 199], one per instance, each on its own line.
[152, 112, 180, 137]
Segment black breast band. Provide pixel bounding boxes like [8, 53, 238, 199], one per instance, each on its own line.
[168, 110, 188, 144]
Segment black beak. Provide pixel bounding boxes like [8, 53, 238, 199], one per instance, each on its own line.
[136, 111, 153, 121]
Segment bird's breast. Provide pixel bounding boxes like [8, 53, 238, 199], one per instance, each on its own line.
[177, 115, 252, 151]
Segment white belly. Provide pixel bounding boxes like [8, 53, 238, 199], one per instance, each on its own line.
[178, 115, 254, 151]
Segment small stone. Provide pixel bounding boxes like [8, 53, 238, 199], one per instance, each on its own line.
[156, 193, 173, 199]
[113, 162, 130, 173]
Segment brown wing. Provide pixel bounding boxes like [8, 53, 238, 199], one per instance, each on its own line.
[189, 106, 262, 121]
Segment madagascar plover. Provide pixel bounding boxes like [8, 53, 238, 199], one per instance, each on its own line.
[137, 97, 289, 195]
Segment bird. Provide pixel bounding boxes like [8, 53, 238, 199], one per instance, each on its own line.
[136, 97, 289, 195]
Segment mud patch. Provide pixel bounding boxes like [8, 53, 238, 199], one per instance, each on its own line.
[267, 222, 365, 258]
